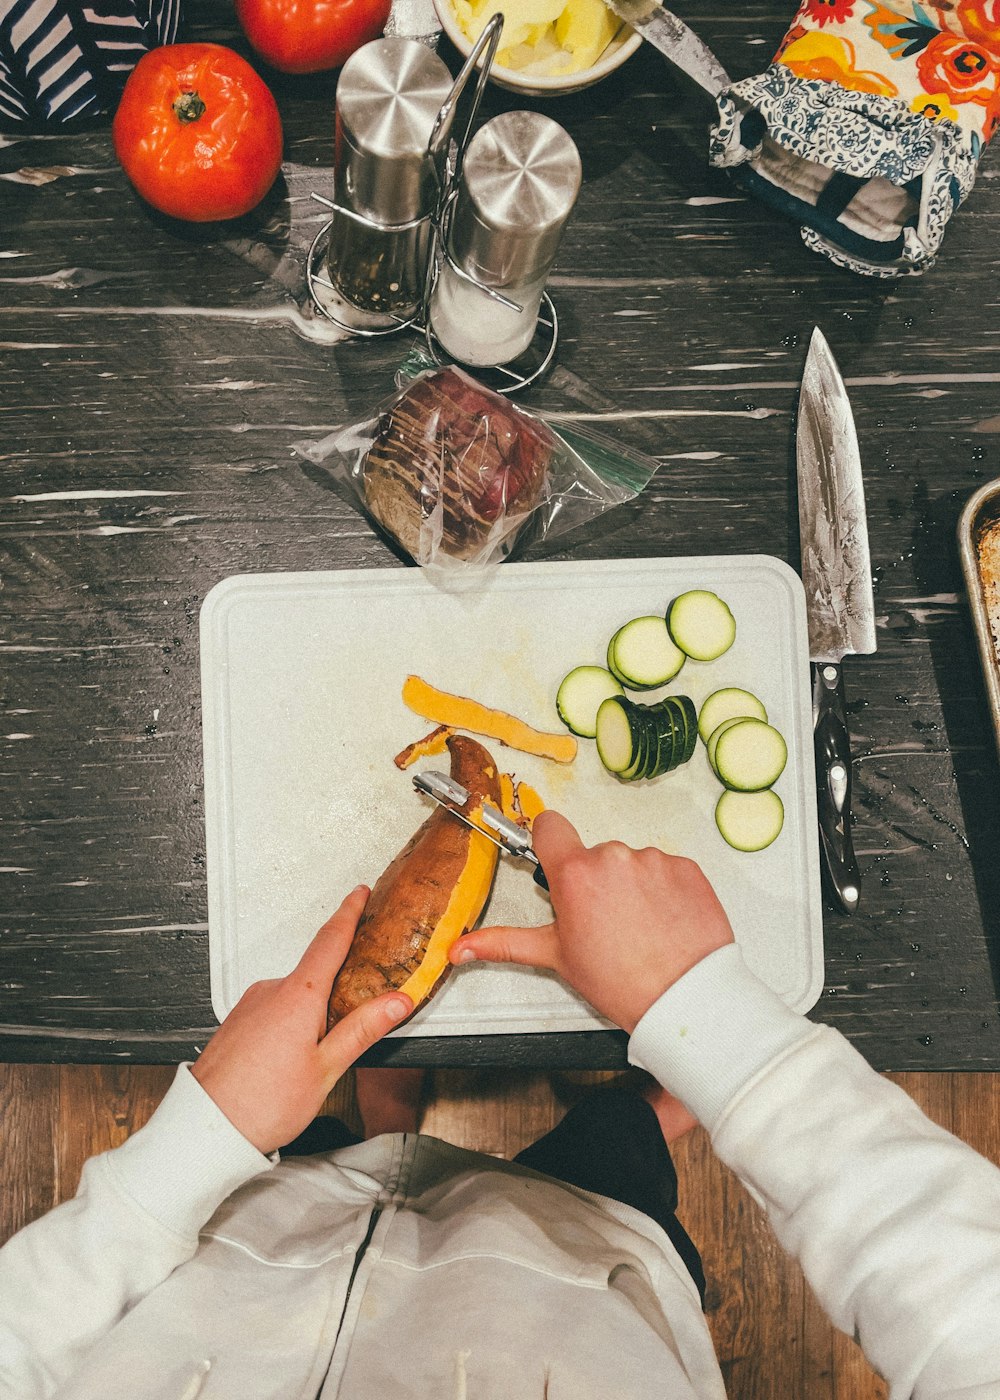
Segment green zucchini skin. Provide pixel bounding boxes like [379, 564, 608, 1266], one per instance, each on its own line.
[556, 665, 625, 739]
[564, 590, 787, 855]
[609, 615, 686, 689]
[715, 789, 784, 851]
[595, 694, 699, 782]
[667, 590, 737, 662]
[712, 718, 787, 792]
[698, 687, 767, 745]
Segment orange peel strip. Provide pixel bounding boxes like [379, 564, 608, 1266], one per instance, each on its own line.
[499, 772, 519, 822]
[402, 675, 577, 765]
[393, 724, 455, 770]
[499, 774, 548, 829]
[514, 779, 546, 827]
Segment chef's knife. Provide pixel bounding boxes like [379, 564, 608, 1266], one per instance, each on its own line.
[413, 770, 549, 889]
[602, 0, 730, 97]
[796, 327, 876, 915]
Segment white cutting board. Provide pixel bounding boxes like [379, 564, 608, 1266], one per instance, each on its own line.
[201, 557, 823, 1036]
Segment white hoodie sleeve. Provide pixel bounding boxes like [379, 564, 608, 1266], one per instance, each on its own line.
[629, 944, 1000, 1399]
[0, 1063, 274, 1400]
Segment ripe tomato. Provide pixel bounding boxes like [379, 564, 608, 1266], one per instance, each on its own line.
[235, 0, 392, 75]
[112, 44, 283, 223]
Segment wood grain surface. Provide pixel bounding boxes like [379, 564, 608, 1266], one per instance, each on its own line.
[4, 1063, 998, 1395]
[2, 0, 1000, 1067]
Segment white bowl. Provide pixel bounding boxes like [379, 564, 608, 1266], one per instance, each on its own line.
[432, 0, 642, 95]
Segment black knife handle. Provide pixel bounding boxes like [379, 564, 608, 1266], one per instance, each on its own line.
[812, 662, 861, 915]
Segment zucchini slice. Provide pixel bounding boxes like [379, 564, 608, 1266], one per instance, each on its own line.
[698, 687, 767, 745]
[646, 702, 679, 777]
[712, 718, 787, 792]
[608, 616, 686, 689]
[715, 789, 784, 851]
[556, 666, 625, 739]
[605, 628, 631, 686]
[667, 591, 736, 661]
[619, 709, 658, 781]
[599, 694, 700, 784]
[645, 696, 698, 777]
[595, 696, 641, 775]
[664, 695, 698, 765]
[706, 716, 745, 774]
[598, 695, 701, 782]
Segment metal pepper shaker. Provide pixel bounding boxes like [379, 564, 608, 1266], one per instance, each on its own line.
[428, 110, 582, 368]
[322, 37, 453, 332]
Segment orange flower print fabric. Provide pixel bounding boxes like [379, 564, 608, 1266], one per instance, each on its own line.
[777, 31, 901, 94]
[936, 0, 999, 48]
[776, 0, 1000, 142]
[803, 0, 860, 25]
[709, 0, 991, 273]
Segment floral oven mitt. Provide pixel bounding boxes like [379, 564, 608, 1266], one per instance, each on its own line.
[710, 0, 999, 274]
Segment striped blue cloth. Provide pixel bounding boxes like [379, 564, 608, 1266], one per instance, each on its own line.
[0, 0, 182, 126]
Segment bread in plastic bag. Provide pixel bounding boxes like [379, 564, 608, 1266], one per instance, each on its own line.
[293, 364, 657, 576]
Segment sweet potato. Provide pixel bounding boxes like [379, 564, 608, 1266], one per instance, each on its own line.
[327, 734, 501, 1027]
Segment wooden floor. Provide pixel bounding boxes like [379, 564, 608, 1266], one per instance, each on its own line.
[3, 1066, 999, 1397]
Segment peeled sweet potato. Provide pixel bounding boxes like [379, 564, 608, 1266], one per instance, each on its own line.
[327, 734, 501, 1027]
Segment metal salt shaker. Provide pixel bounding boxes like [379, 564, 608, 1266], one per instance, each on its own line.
[323, 37, 452, 332]
[429, 111, 582, 368]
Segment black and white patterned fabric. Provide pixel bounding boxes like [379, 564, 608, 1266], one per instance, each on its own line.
[705, 0, 998, 276]
[0, 0, 182, 127]
[710, 66, 980, 276]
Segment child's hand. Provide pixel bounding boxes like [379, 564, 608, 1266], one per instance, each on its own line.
[192, 887, 411, 1154]
[450, 811, 734, 1033]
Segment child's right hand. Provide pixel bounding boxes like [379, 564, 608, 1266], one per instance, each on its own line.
[449, 810, 735, 1033]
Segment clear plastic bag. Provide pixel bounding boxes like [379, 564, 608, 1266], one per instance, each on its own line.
[292, 364, 657, 578]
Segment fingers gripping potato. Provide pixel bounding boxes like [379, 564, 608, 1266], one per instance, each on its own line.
[327, 735, 501, 1027]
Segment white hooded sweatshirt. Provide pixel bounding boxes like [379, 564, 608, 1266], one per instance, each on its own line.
[2, 946, 999, 1399]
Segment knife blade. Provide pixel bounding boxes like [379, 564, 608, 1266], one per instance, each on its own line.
[602, 0, 730, 97]
[412, 770, 549, 889]
[796, 326, 876, 915]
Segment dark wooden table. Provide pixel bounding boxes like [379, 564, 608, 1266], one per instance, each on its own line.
[3, 0, 999, 1071]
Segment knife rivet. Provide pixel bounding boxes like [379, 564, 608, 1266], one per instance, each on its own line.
[823, 665, 838, 682]
[829, 762, 849, 809]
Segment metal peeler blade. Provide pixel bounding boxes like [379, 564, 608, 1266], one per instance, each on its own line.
[412, 771, 548, 889]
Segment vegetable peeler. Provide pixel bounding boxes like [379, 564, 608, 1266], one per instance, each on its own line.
[412, 771, 549, 890]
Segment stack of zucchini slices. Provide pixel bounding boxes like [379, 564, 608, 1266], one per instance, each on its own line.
[555, 590, 787, 851]
[701, 689, 786, 851]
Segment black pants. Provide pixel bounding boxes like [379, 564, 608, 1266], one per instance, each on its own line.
[282, 1085, 705, 1304]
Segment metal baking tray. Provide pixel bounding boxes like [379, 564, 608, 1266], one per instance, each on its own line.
[959, 477, 1000, 762]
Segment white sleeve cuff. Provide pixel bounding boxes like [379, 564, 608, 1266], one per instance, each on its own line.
[627, 944, 818, 1131]
[102, 1063, 275, 1241]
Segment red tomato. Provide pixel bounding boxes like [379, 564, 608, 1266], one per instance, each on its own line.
[235, 0, 392, 75]
[112, 44, 283, 223]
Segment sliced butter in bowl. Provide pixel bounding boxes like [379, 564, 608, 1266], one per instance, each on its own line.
[553, 0, 621, 71]
[437, 0, 640, 91]
[453, 0, 564, 51]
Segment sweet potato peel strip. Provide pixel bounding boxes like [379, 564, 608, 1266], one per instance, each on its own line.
[402, 675, 577, 765]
